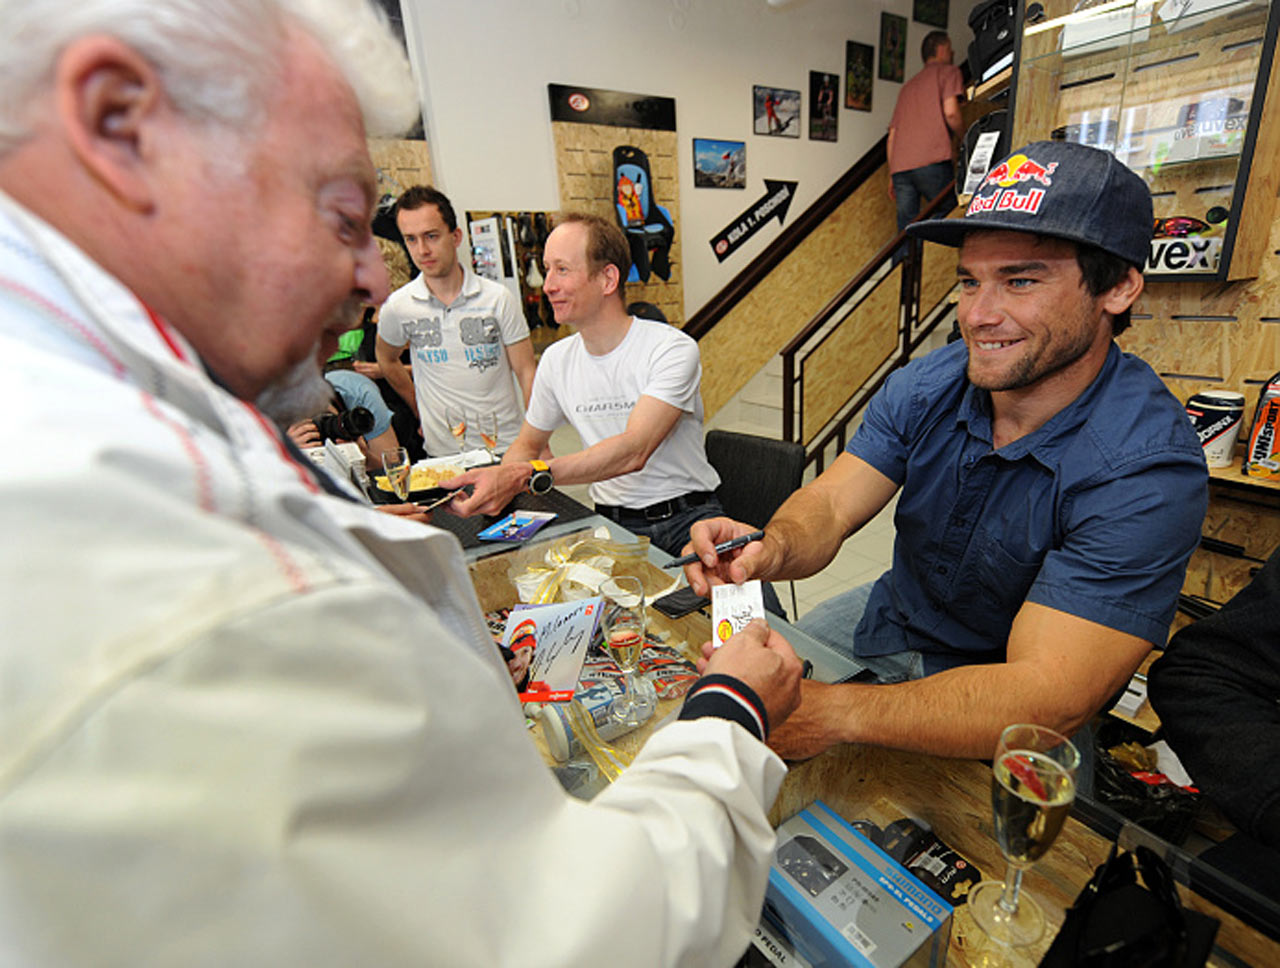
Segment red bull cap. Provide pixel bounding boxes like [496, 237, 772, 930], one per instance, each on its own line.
[906, 140, 1153, 268]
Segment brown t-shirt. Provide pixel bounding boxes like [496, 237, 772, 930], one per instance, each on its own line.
[889, 62, 965, 173]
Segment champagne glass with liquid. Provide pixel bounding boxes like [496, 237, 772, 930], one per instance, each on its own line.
[600, 577, 655, 728]
[968, 724, 1080, 953]
[478, 411, 500, 463]
[444, 406, 468, 454]
[381, 447, 412, 501]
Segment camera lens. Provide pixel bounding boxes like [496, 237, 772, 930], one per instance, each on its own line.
[338, 406, 374, 439]
[313, 406, 374, 442]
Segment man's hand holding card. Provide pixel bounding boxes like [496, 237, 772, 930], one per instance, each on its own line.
[697, 618, 803, 732]
[712, 580, 766, 646]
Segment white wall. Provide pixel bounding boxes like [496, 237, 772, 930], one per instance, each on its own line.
[401, 0, 959, 316]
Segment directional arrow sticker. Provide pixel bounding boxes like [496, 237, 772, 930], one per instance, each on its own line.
[709, 179, 798, 263]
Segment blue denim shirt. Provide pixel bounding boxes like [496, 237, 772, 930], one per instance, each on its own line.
[848, 340, 1208, 675]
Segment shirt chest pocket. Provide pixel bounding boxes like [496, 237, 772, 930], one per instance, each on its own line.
[953, 523, 1046, 632]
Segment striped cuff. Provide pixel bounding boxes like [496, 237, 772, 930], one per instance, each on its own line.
[678, 674, 769, 742]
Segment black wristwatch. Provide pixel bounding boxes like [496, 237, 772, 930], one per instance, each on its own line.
[527, 460, 554, 495]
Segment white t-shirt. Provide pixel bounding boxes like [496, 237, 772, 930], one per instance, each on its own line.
[377, 268, 529, 456]
[526, 317, 720, 507]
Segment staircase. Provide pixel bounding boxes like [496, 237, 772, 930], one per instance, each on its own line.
[703, 249, 956, 473]
[687, 139, 959, 474]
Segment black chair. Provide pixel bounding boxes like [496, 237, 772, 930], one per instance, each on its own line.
[705, 429, 806, 618]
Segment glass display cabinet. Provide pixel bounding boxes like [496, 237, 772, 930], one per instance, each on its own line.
[1007, 0, 1280, 280]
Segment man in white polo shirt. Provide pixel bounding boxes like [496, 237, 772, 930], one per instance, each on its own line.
[375, 185, 536, 455]
[449, 213, 725, 558]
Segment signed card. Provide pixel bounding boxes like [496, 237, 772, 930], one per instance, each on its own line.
[507, 598, 603, 702]
[712, 580, 765, 646]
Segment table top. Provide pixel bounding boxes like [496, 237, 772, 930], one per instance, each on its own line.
[467, 508, 864, 681]
[774, 745, 1280, 967]
[464, 504, 1280, 966]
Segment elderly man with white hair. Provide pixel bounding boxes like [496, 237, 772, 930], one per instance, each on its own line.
[0, 2, 802, 965]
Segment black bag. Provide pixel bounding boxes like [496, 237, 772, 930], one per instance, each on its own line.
[967, 0, 1017, 82]
[1092, 720, 1201, 846]
[1039, 843, 1219, 967]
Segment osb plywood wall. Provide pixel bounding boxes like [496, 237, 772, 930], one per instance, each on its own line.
[699, 170, 905, 420]
[369, 138, 432, 292]
[551, 122, 684, 325]
[802, 264, 903, 442]
[794, 242, 957, 444]
[370, 137, 432, 201]
[1120, 213, 1280, 415]
[1177, 487, 1280, 629]
[1124, 215, 1280, 610]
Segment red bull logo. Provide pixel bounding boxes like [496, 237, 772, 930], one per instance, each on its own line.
[982, 153, 1059, 188]
[967, 187, 1047, 216]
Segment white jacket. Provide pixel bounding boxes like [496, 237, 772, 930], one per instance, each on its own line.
[0, 193, 786, 967]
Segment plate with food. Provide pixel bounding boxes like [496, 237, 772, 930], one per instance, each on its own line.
[373, 457, 466, 501]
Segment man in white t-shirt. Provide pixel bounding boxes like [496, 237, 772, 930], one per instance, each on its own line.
[448, 213, 724, 557]
[375, 186, 536, 455]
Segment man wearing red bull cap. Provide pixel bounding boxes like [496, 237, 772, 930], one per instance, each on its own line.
[685, 140, 1208, 763]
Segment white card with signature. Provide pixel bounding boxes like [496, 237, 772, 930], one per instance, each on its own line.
[712, 580, 765, 647]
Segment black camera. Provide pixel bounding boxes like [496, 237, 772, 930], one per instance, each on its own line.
[313, 406, 374, 442]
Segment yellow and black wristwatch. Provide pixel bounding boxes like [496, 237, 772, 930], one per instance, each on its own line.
[527, 460, 554, 495]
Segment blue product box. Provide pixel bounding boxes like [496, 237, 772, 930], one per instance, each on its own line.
[764, 801, 953, 968]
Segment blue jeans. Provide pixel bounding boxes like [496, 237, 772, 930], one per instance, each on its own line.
[626, 497, 726, 559]
[795, 582, 926, 683]
[892, 160, 957, 231]
[625, 498, 788, 620]
[796, 580, 1096, 792]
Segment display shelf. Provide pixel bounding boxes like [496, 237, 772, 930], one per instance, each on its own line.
[1019, 0, 1268, 70]
[969, 64, 1013, 102]
[1208, 452, 1280, 490]
[1009, 0, 1280, 280]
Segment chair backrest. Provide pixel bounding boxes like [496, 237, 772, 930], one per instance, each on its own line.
[705, 430, 805, 529]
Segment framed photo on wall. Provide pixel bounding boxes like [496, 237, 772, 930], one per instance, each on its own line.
[809, 72, 839, 141]
[753, 85, 801, 138]
[878, 13, 907, 83]
[845, 41, 873, 111]
[913, 0, 948, 28]
[693, 139, 746, 188]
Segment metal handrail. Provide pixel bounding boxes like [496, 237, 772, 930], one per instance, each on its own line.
[781, 185, 959, 473]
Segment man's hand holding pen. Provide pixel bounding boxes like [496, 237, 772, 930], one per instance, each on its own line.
[681, 517, 778, 596]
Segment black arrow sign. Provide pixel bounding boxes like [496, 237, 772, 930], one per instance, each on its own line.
[709, 179, 798, 263]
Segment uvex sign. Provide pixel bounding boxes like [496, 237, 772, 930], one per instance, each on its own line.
[1146, 236, 1222, 274]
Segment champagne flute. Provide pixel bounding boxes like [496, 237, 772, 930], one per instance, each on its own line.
[478, 411, 500, 463]
[968, 724, 1080, 953]
[600, 577, 655, 728]
[381, 447, 412, 501]
[444, 406, 468, 454]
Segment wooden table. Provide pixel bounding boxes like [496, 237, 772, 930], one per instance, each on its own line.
[467, 524, 1279, 967]
[771, 744, 1279, 966]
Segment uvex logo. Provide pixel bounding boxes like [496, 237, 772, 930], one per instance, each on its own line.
[1147, 237, 1221, 272]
